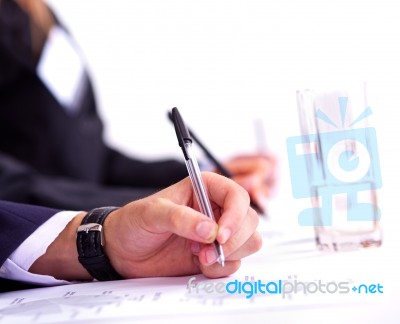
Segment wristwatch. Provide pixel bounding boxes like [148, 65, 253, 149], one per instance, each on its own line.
[76, 207, 123, 281]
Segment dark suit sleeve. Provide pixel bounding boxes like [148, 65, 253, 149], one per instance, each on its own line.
[105, 148, 187, 189]
[0, 152, 159, 211]
[0, 200, 59, 267]
[0, 199, 60, 292]
[0, 0, 189, 211]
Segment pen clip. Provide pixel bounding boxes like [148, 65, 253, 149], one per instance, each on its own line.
[171, 107, 192, 160]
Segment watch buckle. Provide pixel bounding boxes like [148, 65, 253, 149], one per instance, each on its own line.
[77, 223, 104, 245]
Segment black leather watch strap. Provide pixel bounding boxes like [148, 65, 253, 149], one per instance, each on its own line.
[76, 207, 123, 281]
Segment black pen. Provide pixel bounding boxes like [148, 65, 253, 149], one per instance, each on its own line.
[171, 107, 225, 267]
[168, 111, 264, 215]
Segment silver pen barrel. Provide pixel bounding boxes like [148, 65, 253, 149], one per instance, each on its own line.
[184, 143, 225, 266]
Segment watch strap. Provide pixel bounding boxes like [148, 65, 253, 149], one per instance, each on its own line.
[76, 207, 123, 281]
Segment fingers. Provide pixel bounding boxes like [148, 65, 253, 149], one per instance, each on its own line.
[134, 197, 218, 244]
[200, 260, 242, 279]
[195, 231, 262, 278]
[218, 206, 259, 257]
[193, 203, 261, 275]
[118, 173, 263, 279]
[201, 173, 252, 245]
[197, 216, 261, 266]
[224, 154, 276, 177]
[147, 172, 259, 251]
[223, 231, 263, 261]
[233, 174, 272, 211]
[225, 154, 277, 202]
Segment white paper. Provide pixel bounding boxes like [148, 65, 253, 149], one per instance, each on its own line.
[0, 218, 398, 323]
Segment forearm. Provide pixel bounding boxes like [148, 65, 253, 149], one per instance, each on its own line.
[0, 151, 157, 211]
[29, 212, 93, 281]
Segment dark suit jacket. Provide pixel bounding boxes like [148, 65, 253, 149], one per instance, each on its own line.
[0, 199, 60, 292]
[0, 0, 187, 210]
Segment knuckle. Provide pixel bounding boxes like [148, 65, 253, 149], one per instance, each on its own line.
[247, 207, 259, 229]
[166, 203, 187, 229]
[250, 232, 263, 252]
[237, 185, 251, 204]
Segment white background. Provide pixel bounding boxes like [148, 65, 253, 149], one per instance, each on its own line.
[45, 0, 400, 227]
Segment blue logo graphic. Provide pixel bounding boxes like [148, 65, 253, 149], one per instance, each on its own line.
[286, 97, 382, 226]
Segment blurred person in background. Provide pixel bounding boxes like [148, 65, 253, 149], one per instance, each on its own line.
[0, 0, 276, 211]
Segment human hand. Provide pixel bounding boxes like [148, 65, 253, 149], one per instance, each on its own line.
[30, 172, 261, 281]
[223, 153, 277, 213]
[104, 172, 261, 279]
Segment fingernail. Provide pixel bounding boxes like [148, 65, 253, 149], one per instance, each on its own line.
[205, 248, 217, 264]
[219, 228, 231, 244]
[196, 221, 216, 241]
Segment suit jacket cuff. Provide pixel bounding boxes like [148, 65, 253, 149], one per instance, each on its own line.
[0, 211, 79, 285]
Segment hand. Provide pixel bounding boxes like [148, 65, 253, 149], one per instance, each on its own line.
[223, 153, 277, 213]
[105, 172, 261, 279]
[30, 172, 261, 280]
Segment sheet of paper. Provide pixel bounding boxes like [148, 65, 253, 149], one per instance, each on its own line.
[0, 218, 398, 323]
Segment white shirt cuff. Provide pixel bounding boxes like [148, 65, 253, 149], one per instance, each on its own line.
[0, 210, 81, 286]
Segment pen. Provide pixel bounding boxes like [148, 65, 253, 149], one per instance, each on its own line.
[170, 107, 225, 267]
[167, 111, 264, 215]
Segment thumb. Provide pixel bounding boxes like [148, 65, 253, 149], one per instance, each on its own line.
[139, 198, 218, 243]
